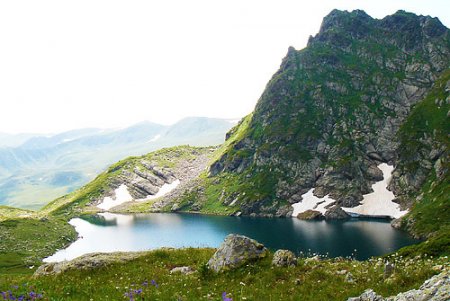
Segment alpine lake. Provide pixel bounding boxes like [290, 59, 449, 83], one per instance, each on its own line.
[45, 212, 420, 262]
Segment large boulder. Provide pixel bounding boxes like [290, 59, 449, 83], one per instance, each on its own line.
[272, 249, 297, 267]
[207, 234, 268, 272]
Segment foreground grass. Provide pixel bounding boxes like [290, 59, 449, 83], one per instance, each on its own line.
[0, 248, 448, 301]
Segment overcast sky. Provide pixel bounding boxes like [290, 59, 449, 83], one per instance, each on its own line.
[0, 0, 448, 134]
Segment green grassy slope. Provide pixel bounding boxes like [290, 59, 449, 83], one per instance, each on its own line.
[42, 145, 212, 218]
[0, 217, 76, 275]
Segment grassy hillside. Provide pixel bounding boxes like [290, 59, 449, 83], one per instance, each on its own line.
[0, 217, 76, 274]
[42, 145, 213, 217]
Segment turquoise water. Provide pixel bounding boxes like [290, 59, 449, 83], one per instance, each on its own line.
[45, 212, 420, 262]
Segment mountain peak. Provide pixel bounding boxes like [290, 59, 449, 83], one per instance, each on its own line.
[308, 9, 448, 52]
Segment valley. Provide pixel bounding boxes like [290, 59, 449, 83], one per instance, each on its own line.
[0, 8, 449, 301]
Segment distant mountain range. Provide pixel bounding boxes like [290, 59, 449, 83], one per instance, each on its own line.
[0, 117, 236, 209]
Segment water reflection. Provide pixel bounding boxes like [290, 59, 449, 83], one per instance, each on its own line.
[45, 213, 420, 262]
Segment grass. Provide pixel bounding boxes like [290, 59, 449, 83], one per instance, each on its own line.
[0, 206, 34, 222]
[0, 248, 447, 301]
[0, 217, 77, 275]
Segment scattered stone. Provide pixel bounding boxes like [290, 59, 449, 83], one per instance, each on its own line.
[272, 249, 297, 267]
[345, 272, 355, 283]
[433, 265, 444, 272]
[347, 289, 384, 301]
[336, 269, 348, 275]
[295, 278, 302, 285]
[207, 234, 268, 273]
[297, 210, 323, 220]
[384, 262, 395, 279]
[170, 266, 194, 275]
[324, 206, 351, 220]
[304, 255, 321, 264]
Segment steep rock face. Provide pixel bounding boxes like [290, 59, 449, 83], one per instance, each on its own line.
[208, 10, 449, 216]
[390, 71, 450, 238]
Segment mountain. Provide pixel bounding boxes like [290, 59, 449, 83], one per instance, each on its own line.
[200, 10, 449, 218]
[43, 10, 448, 241]
[0, 117, 235, 209]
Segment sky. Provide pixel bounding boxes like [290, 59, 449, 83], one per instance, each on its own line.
[0, 0, 448, 134]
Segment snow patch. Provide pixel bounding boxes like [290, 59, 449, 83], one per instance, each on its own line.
[229, 198, 238, 207]
[342, 163, 408, 219]
[140, 179, 180, 201]
[97, 184, 133, 210]
[291, 189, 336, 217]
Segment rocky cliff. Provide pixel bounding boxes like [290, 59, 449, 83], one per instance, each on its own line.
[198, 10, 449, 220]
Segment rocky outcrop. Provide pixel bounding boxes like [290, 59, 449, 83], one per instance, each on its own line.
[271, 249, 297, 267]
[86, 146, 215, 212]
[207, 234, 268, 272]
[348, 269, 449, 301]
[34, 252, 145, 276]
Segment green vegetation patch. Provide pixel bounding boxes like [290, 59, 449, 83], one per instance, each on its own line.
[0, 217, 77, 275]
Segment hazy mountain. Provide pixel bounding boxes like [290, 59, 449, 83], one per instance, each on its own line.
[0, 117, 235, 209]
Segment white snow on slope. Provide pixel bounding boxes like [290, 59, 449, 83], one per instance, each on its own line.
[97, 179, 181, 210]
[97, 184, 133, 210]
[291, 189, 336, 217]
[140, 179, 180, 201]
[342, 163, 408, 219]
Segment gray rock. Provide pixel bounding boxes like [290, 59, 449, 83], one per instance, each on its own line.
[170, 266, 194, 275]
[272, 249, 297, 267]
[207, 234, 268, 272]
[347, 289, 384, 301]
[345, 272, 355, 283]
[34, 252, 144, 276]
[324, 206, 351, 220]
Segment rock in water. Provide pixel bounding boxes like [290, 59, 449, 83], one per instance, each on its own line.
[272, 249, 297, 267]
[207, 234, 268, 272]
[324, 206, 351, 220]
[297, 210, 323, 220]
